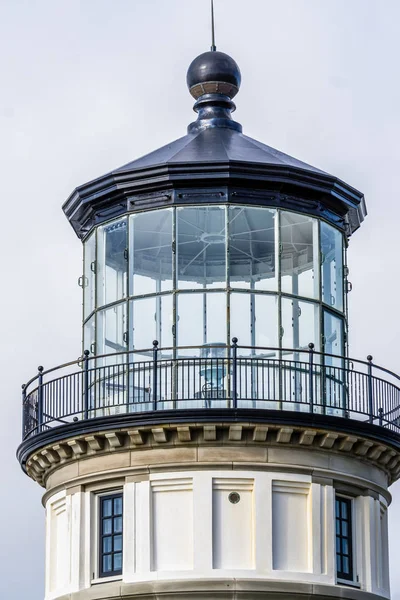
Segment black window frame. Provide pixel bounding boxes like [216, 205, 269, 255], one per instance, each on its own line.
[99, 492, 123, 578]
[335, 496, 354, 582]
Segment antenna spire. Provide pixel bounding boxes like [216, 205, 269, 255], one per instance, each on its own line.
[211, 0, 217, 51]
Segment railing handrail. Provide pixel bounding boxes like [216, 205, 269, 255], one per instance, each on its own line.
[23, 343, 400, 392]
[21, 341, 400, 442]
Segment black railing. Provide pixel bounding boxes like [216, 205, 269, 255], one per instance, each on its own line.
[21, 341, 400, 440]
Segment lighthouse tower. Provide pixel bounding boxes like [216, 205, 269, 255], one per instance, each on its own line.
[18, 48, 400, 600]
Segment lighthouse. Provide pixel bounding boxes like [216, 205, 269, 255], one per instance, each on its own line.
[17, 45, 400, 600]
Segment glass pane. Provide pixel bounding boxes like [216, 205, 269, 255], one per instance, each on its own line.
[321, 222, 344, 312]
[113, 553, 122, 571]
[342, 521, 348, 537]
[83, 232, 96, 319]
[341, 501, 348, 519]
[229, 206, 277, 291]
[129, 209, 173, 296]
[102, 554, 112, 573]
[336, 554, 341, 573]
[336, 520, 340, 535]
[342, 538, 349, 555]
[255, 294, 279, 349]
[177, 292, 227, 355]
[230, 293, 278, 356]
[281, 297, 319, 352]
[114, 535, 122, 552]
[113, 496, 122, 515]
[343, 556, 350, 574]
[176, 293, 203, 351]
[324, 312, 345, 414]
[177, 206, 226, 289]
[96, 303, 127, 358]
[230, 293, 251, 349]
[102, 536, 112, 553]
[131, 295, 173, 355]
[324, 311, 344, 359]
[102, 499, 112, 517]
[114, 516, 123, 533]
[281, 212, 319, 300]
[83, 316, 95, 356]
[97, 218, 127, 307]
[103, 519, 112, 535]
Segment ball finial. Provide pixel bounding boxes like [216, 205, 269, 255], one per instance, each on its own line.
[186, 51, 241, 100]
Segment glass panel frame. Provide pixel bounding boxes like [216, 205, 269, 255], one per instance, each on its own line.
[176, 206, 227, 290]
[321, 221, 344, 312]
[129, 209, 173, 296]
[83, 231, 96, 319]
[229, 206, 278, 292]
[280, 211, 320, 301]
[97, 218, 128, 308]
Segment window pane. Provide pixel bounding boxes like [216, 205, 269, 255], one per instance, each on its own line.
[113, 553, 122, 571]
[96, 303, 127, 358]
[324, 311, 344, 359]
[343, 556, 350, 574]
[83, 316, 95, 356]
[336, 554, 341, 573]
[321, 222, 344, 312]
[103, 537, 112, 554]
[177, 206, 226, 289]
[229, 206, 277, 291]
[103, 555, 112, 573]
[281, 212, 319, 300]
[342, 538, 349, 555]
[113, 496, 122, 515]
[103, 499, 112, 517]
[177, 292, 227, 353]
[255, 294, 279, 348]
[114, 535, 122, 552]
[97, 219, 127, 307]
[84, 232, 96, 319]
[103, 519, 112, 535]
[114, 517, 123, 533]
[129, 209, 173, 296]
[230, 292, 278, 355]
[281, 297, 319, 351]
[131, 295, 173, 355]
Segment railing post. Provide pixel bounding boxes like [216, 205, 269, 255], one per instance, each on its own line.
[37, 366, 44, 433]
[153, 340, 159, 411]
[367, 355, 374, 423]
[231, 337, 238, 409]
[22, 384, 27, 439]
[378, 407, 384, 427]
[83, 350, 90, 420]
[308, 343, 314, 413]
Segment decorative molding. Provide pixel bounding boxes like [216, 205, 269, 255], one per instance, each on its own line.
[151, 478, 193, 493]
[213, 478, 254, 492]
[272, 480, 310, 495]
[24, 421, 400, 488]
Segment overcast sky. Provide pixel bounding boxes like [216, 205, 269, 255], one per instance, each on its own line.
[1, 0, 400, 598]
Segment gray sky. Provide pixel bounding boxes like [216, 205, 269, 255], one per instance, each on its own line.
[1, 0, 400, 597]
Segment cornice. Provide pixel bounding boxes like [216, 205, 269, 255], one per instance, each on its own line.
[23, 419, 400, 489]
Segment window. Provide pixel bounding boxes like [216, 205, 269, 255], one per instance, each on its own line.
[99, 493, 123, 577]
[336, 496, 353, 582]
